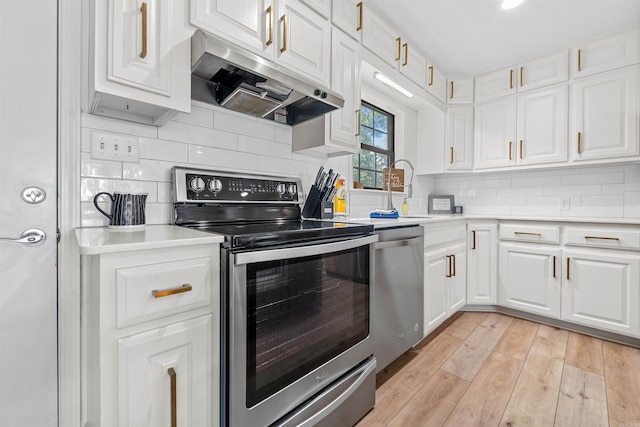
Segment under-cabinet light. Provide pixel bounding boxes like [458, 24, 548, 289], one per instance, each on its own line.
[501, 0, 524, 9]
[373, 72, 414, 98]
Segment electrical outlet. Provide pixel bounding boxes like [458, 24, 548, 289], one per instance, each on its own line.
[90, 131, 140, 163]
[560, 197, 571, 210]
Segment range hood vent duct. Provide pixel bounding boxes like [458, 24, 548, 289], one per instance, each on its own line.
[190, 30, 344, 126]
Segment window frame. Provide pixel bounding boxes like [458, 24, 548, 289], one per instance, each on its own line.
[353, 101, 395, 190]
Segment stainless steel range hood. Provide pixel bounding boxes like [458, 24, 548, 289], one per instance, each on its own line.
[190, 30, 344, 126]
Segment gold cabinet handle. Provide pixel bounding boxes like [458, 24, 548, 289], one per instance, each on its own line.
[152, 284, 192, 298]
[520, 66, 524, 87]
[356, 2, 363, 31]
[266, 5, 274, 46]
[509, 69, 513, 89]
[449, 81, 454, 99]
[280, 14, 288, 53]
[514, 231, 542, 236]
[519, 140, 523, 159]
[355, 109, 361, 137]
[402, 43, 409, 66]
[168, 367, 177, 427]
[585, 236, 620, 241]
[472, 230, 476, 250]
[452, 254, 456, 277]
[395, 37, 401, 61]
[140, 2, 148, 58]
[577, 132, 582, 154]
[449, 146, 454, 164]
[553, 256, 556, 278]
[566, 257, 571, 280]
[577, 49, 582, 71]
[428, 66, 434, 86]
[445, 255, 452, 278]
[509, 141, 513, 160]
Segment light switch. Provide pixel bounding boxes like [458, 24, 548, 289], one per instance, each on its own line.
[90, 130, 140, 163]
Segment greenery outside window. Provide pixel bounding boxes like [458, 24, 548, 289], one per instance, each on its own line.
[352, 102, 394, 190]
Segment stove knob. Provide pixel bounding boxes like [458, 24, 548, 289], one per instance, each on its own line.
[276, 183, 286, 195]
[209, 178, 223, 193]
[190, 177, 205, 192]
[287, 184, 297, 195]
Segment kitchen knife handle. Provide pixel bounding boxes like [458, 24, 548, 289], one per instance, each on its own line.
[266, 5, 274, 46]
[140, 2, 147, 58]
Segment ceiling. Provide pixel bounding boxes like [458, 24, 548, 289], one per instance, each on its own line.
[367, 0, 640, 77]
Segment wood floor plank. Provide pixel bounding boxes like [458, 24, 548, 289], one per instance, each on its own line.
[603, 341, 640, 425]
[387, 369, 469, 427]
[499, 335, 567, 426]
[441, 313, 512, 381]
[443, 318, 539, 426]
[565, 332, 604, 376]
[442, 311, 489, 341]
[356, 332, 463, 427]
[555, 364, 608, 427]
[537, 323, 569, 344]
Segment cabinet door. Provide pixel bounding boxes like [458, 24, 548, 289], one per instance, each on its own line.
[570, 66, 639, 162]
[518, 50, 569, 92]
[95, 0, 190, 112]
[361, 7, 399, 68]
[474, 97, 517, 169]
[190, 0, 274, 59]
[467, 224, 498, 305]
[424, 247, 448, 336]
[329, 29, 361, 151]
[516, 85, 568, 166]
[299, 0, 330, 18]
[445, 105, 474, 170]
[399, 43, 426, 88]
[571, 28, 640, 79]
[475, 67, 516, 103]
[426, 64, 447, 102]
[448, 243, 467, 313]
[563, 249, 640, 337]
[499, 243, 561, 318]
[331, 0, 360, 40]
[447, 79, 474, 104]
[116, 315, 214, 427]
[277, 0, 331, 85]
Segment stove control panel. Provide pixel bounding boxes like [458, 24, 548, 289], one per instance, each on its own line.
[173, 167, 302, 203]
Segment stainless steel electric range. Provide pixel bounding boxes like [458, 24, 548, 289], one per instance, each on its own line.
[173, 167, 377, 427]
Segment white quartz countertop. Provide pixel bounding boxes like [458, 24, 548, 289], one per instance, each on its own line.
[75, 225, 223, 255]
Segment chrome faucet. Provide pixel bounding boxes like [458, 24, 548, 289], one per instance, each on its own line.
[386, 158, 414, 211]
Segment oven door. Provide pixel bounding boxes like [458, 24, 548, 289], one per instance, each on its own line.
[226, 234, 377, 427]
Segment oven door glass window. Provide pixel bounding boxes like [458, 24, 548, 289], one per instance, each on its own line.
[245, 245, 370, 407]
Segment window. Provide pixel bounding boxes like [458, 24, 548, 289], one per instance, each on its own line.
[352, 102, 394, 190]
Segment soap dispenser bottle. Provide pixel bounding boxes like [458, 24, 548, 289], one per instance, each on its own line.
[401, 198, 409, 215]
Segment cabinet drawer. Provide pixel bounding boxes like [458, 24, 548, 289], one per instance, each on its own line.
[564, 227, 640, 251]
[499, 223, 560, 244]
[115, 257, 212, 328]
[423, 223, 466, 249]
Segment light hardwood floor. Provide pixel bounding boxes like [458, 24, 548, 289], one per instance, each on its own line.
[356, 312, 640, 427]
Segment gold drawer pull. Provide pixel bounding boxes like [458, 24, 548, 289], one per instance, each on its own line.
[280, 14, 288, 53]
[450, 146, 454, 164]
[428, 66, 434, 86]
[585, 236, 620, 241]
[446, 255, 452, 278]
[509, 69, 513, 89]
[395, 37, 401, 61]
[514, 231, 542, 236]
[140, 2, 148, 58]
[520, 66, 523, 87]
[553, 255, 556, 278]
[577, 49, 582, 71]
[168, 367, 177, 427]
[356, 2, 363, 31]
[567, 257, 571, 280]
[152, 284, 192, 298]
[449, 81, 454, 99]
[472, 230, 476, 250]
[266, 5, 274, 46]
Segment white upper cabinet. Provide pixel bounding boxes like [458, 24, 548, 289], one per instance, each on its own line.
[447, 79, 474, 104]
[474, 96, 517, 169]
[398, 41, 427, 88]
[276, 0, 331, 86]
[331, 0, 361, 40]
[516, 85, 568, 166]
[426, 64, 447, 102]
[300, 0, 331, 18]
[92, 0, 191, 124]
[360, 6, 399, 69]
[570, 65, 639, 162]
[445, 105, 474, 170]
[475, 68, 516, 103]
[518, 50, 569, 92]
[571, 28, 640, 79]
[190, 0, 274, 59]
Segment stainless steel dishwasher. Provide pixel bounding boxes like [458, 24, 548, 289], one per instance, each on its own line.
[373, 224, 424, 373]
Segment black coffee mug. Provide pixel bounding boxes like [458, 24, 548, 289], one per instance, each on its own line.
[93, 192, 148, 227]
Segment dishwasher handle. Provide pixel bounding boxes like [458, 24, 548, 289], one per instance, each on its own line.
[374, 235, 423, 250]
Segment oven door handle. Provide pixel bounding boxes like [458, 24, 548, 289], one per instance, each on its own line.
[234, 234, 378, 265]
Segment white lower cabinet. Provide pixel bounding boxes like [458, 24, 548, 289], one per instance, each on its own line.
[499, 242, 562, 318]
[562, 248, 640, 336]
[467, 222, 498, 305]
[423, 224, 466, 336]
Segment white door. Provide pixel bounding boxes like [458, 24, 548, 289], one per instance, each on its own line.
[0, 1, 58, 426]
[467, 224, 498, 305]
[445, 105, 474, 170]
[474, 96, 517, 169]
[448, 242, 467, 313]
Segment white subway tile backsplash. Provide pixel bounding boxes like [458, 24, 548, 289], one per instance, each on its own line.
[214, 110, 276, 141]
[172, 103, 214, 127]
[189, 145, 259, 171]
[624, 192, 640, 218]
[80, 153, 122, 179]
[237, 135, 291, 159]
[497, 187, 544, 197]
[157, 182, 173, 204]
[158, 120, 238, 150]
[123, 159, 179, 183]
[275, 126, 293, 144]
[81, 178, 158, 202]
[543, 184, 602, 196]
[601, 184, 625, 195]
[257, 155, 308, 177]
[562, 172, 624, 186]
[81, 113, 158, 138]
[511, 175, 562, 188]
[140, 137, 189, 163]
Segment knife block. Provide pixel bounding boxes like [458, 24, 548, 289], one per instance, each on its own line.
[301, 185, 322, 218]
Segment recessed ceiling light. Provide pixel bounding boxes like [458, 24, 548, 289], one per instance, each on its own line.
[501, 0, 524, 9]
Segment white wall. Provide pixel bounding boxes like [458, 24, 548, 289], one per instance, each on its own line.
[435, 164, 640, 219]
